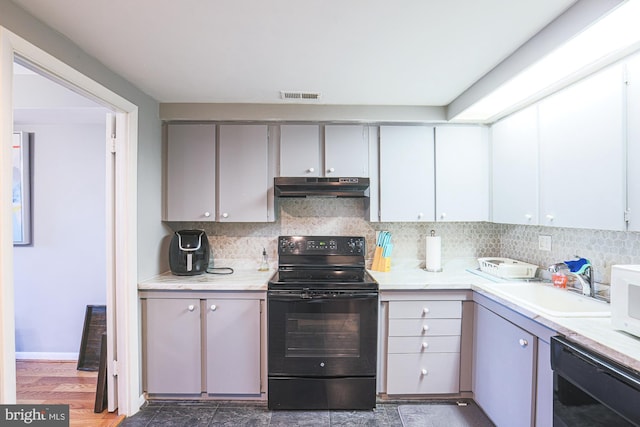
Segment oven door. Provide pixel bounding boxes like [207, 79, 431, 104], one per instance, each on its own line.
[268, 290, 378, 377]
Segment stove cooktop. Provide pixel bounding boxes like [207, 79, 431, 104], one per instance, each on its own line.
[269, 236, 378, 291]
[268, 268, 378, 290]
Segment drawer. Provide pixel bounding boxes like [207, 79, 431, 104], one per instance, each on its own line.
[389, 300, 462, 319]
[388, 336, 461, 354]
[388, 318, 461, 337]
[387, 353, 460, 395]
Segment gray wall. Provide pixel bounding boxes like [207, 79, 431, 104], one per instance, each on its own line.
[13, 123, 106, 355]
[0, 0, 165, 281]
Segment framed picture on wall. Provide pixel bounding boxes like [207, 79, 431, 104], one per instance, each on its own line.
[13, 131, 32, 246]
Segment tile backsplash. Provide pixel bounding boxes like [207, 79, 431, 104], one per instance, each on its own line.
[167, 198, 640, 284]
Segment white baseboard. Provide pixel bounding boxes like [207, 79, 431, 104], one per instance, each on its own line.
[16, 352, 79, 361]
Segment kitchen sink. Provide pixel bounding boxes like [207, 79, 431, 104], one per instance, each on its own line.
[481, 282, 611, 318]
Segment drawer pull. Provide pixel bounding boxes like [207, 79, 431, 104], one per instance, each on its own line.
[422, 307, 430, 315]
[519, 338, 529, 348]
[187, 304, 195, 312]
[421, 369, 428, 376]
[422, 325, 430, 332]
[421, 342, 429, 350]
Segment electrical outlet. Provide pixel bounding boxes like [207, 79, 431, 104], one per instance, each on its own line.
[539, 235, 552, 251]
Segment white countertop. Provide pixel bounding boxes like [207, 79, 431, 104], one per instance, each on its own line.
[138, 259, 273, 291]
[369, 258, 492, 289]
[371, 259, 640, 372]
[139, 257, 640, 372]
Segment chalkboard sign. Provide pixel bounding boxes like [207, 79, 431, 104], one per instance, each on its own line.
[77, 305, 106, 371]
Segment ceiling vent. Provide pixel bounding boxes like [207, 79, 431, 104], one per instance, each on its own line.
[280, 90, 321, 101]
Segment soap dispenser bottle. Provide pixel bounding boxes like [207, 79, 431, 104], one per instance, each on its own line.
[258, 248, 269, 271]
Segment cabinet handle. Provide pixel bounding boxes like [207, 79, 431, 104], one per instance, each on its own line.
[422, 307, 430, 315]
[422, 325, 430, 332]
[204, 211, 211, 218]
[546, 214, 554, 221]
[210, 304, 217, 311]
[327, 167, 335, 173]
[418, 212, 424, 219]
[421, 342, 429, 350]
[421, 369, 428, 376]
[440, 212, 447, 219]
[222, 213, 229, 218]
[308, 167, 315, 173]
[187, 304, 195, 312]
[519, 338, 528, 348]
[525, 214, 532, 221]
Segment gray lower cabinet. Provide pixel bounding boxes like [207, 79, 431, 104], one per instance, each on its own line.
[536, 340, 553, 427]
[142, 292, 264, 397]
[385, 296, 463, 395]
[144, 297, 202, 394]
[474, 304, 535, 427]
[473, 296, 555, 427]
[205, 298, 261, 395]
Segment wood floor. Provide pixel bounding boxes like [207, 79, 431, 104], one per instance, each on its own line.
[16, 360, 125, 427]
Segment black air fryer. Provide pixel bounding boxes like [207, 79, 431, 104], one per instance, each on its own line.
[169, 230, 210, 275]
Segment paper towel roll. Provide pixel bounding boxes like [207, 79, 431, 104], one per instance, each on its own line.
[425, 235, 442, 272]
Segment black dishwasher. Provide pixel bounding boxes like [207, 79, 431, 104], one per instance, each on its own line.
[551, 336, 640, 426]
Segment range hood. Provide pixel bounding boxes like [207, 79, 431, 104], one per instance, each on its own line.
[274, 177, 370, 198]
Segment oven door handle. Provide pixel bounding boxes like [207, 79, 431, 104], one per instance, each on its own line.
[268, 291, 378, 301]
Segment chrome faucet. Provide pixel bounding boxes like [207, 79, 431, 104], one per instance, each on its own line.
[568, 264, 594, 297]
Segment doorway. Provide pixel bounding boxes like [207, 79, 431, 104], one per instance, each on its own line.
[12, 58, 111, 403]
[0, 27, 141, 416]
[13, 60, 110, 360]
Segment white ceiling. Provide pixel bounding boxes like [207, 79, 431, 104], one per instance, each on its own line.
[10, 0, 582, 108]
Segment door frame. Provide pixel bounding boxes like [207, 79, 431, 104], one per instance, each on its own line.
[0, 26, 142, 415]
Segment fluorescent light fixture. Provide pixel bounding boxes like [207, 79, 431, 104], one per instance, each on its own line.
[455, 0, 640, 122]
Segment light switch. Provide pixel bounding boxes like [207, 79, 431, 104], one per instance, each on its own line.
[539, 235, 552, 251]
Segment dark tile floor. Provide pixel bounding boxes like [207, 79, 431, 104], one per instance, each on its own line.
[119, 400, 404, 427]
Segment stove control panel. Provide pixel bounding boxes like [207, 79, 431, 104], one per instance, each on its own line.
[278, 236, 365, 255]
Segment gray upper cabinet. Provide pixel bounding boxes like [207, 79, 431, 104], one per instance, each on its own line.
[279, 124, 369, 177]
[165, 123, 216, 222]
[217, 124, 273, 222]
[324, 125, 369, 177]
[280, 125, 321, 176]
[434, 126, 489, 222]
[380, 126, 435, 222]
[491, 105, 540, 225]
[627, 51, 640, 232]
[538, 64, 625, 230]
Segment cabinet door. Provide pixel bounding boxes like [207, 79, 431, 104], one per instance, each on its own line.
[166, 124, 216, 221]
[325, 125, 369, 177]
[536, 340, 553, 427]
[218, 125, 270, 222]
[474, 304, 535, 427]
[435, 126, 488, 221]
[627, 52, 640, 231]
[380, 126, 435, 222]
[280, 125, 321, 177]
[206, 299, 261, 395]
[387, 353, 460, 395]
[491, 105, 539, 225]
[145, 298, 201, 394]
[538, 64, 625, 230]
